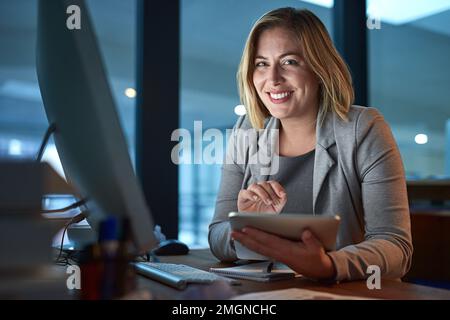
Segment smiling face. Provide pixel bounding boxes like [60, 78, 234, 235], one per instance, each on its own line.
[252, 27, 320, 121]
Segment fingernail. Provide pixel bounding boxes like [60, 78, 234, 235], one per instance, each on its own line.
[253, 196, 258, 201]
[266, 200, 272, 205]
[303, 230, 311, 238]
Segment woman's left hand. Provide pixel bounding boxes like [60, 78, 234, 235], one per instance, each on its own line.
[231, 228, 336, 280]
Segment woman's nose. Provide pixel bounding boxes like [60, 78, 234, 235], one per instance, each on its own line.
[268, 65, 283, 85]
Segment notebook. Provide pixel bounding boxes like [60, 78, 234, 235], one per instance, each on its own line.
[209, 261, 298, 282]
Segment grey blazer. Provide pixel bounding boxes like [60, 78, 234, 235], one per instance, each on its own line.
[208, 105, 413, 282]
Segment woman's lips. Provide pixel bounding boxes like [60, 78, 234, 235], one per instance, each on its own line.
[267, 91, 293, 104]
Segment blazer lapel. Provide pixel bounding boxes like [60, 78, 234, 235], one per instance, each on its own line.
[313, 111, 336, 214]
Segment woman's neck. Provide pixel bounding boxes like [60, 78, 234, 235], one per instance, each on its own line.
[278, 111, 318, 157]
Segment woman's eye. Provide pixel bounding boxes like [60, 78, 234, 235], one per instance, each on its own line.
[283, 59, 298, 65]
[255, 61, 267, 67]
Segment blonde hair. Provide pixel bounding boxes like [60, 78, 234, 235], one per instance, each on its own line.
[237, 8, 354, 129]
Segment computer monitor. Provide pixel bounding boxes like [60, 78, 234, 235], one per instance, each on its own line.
[36, 0, 157, 253]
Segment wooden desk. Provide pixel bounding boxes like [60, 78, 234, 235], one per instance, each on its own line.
[136, 249, 450, 300]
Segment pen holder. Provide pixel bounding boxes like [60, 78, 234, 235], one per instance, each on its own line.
[80, 217, 137, 300]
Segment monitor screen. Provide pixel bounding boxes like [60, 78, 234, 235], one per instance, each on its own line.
[36, 0, 157, 252]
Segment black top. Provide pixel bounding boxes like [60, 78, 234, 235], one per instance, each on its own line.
[270, 149, 315, 214]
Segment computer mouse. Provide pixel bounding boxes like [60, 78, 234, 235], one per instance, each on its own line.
[152, 239, 190, 256]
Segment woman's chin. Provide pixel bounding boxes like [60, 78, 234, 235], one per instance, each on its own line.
[268, 109, 291, 120]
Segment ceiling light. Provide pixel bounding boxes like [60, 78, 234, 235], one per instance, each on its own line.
[414, 134, 428, 145]
[125, 88, 136, 99]
[234, 105, 247, 116]
[8, 139, 22, 156]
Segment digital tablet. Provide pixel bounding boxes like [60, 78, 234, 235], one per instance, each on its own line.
[229, 212, 341, 260]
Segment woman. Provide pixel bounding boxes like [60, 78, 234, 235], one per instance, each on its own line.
[208, 8, 412, 282]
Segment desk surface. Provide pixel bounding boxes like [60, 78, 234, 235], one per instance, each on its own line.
[137, 249, 450, 300]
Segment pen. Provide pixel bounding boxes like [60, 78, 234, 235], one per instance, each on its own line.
[265, 261, 274, 273]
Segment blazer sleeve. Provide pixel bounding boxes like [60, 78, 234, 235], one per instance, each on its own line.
[327, 108, 413, 281]
[208, 116, 248, 261]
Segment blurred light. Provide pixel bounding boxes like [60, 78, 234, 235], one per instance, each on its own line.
[124, 88, 136, 98]
[302, 0, 450, 25]
[367, 0, 450, 25]
[8, 139, 22, 156]
[301, 0, 333, 8]
[0, 80, 42, 102]
[415, 134, 428, 145]
[234, 105, 247, 116]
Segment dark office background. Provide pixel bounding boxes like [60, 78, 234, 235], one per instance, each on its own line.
[1, 0, 450, 248]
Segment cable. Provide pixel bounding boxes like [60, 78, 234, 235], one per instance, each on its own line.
[45, 198, 89, 264]
[35, 124, 88, 215]
[35, 124, 89, 265]
[36, 123, 56, 162]
[55, 223, 70, 265]
[41, 198, 87, 214]
[55, 212, 87, 265]
[146, 250, 160, 263]
[35, 124, 88, 214]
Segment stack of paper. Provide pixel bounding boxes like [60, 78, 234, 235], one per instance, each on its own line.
[0, 161, 70, 299]
[210, 261, 298, 282]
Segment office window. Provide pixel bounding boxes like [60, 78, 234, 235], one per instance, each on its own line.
[367, 0, 450, 179]
[87, 0, 137, 166]
[0, 1, 48, 162]
[0, 0, 137, 177]
[179, 0, 333, 246]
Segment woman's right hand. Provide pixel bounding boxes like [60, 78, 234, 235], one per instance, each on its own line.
[237, 181, 287, 214]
